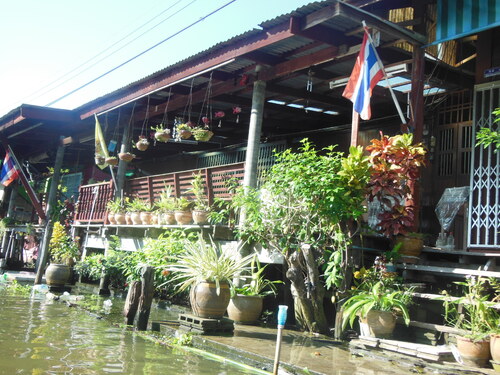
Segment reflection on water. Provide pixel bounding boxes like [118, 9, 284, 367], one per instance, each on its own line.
[0, 291, 254, 375]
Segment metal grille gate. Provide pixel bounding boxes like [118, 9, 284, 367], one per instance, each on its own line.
[468, 82, 500, 248]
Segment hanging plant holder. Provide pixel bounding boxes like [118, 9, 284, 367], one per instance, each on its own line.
[176, 123, 193, 140]
[154, 127, 171, 143]
[136, 136, 150, 151]
[105, 156, 118, 166]
[192, 128, 214, 142]
[118, 152, 135, 162]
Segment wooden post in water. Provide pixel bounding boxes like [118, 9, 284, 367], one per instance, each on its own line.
[136, 266, 155, 331]
[123, 281, 142, 325]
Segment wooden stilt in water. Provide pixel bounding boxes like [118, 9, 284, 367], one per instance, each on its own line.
[136, 266, 154, 331]
[123, 280, 142, 325]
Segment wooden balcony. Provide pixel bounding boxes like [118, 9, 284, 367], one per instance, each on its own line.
[74, 162, 244, 224]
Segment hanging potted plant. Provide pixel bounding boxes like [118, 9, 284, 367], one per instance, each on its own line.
[45, 222, 80, 287]
[118, 152, 135, 162]
[105, 156, 118, 166]
[227, 256, 282, 324]
[366, 133, 427, 257]
[192, 126, 214, 142]
[175, 123, 193, 140]
[135, 135, 150, 151]
[189, 173, 210, 224]
[152, 124, 171, 143]
[95, 154, 105, 166]
[165, 235, 253, 319]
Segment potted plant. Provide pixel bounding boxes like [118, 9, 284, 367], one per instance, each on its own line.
[190, 173, 210, 224]
[95, 154, 105, 166]
[366, 133, 427, 257]
[342, 267, 414, 338]
[156, 185, 176, 225]
[166, 235, 253, 318]
[105, 156, 118, 166]
[436, 275, 499, 368]
[126, 197, 151, 225]
[173, 197, 194, 225]
[227, 256, 282, 324]
[46, 222, 80, 286]
[152, 124, 171, 143]
[118, 152, 135, 162]
[192, 126, 214, 142]
[135, 135, 150, 151]
[106, 198, 125, 225]
[175, 123, 193, 140]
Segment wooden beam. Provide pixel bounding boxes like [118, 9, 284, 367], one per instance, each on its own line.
[337, 2, 426, 45]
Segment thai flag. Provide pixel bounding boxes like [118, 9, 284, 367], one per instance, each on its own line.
[342, 28, 384, 120]
[0, 150, 19, 186]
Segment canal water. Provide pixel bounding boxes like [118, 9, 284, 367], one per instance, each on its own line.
[0, 287, 258, 374]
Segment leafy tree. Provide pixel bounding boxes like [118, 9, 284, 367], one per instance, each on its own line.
[235, 139, 370, 333]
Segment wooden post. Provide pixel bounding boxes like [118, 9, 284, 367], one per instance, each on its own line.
[123, 281, 142, 325]
[136, 266, 155, 331]
[350, 110, 360, 147]
[34, 139, 66, 285]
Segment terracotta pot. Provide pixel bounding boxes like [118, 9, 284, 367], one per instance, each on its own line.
[395, 236, 423, 257]
[227, 295, 263, 324]
[107, 213, 117, 225]
[491, 334, 500, 362]
[192, 210, 209, 225]
[130, 212, 142, 225]
[151, 213, 159, 225]
[163, 212, 176, 225]
[193, 130, 214, 142]
[360, 310, 396, 338]
[45, 264, 71, 286]
[190, 281, 230, 319]
[125, 212, 133, 225]
[456, 335, 491, 367]
[140, 212, 152, 225]
[114, 212, 126, 225]
[175, 210, 192, 225]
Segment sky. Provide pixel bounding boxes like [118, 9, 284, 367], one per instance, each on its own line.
[0, 0, 316, 117]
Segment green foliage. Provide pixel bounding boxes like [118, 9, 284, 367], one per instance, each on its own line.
[435, 275, 499, 340]
[476, 126, 500, 151]
[5, 280, 32, 296]
[232, 256, 282, 296]
[342, 280, 414, 330]
[165, 234, 254, 295]
[49, 222, 79, 264]
[236, 139, 371, 253]
[173, 197, 194, 212]
[126, 197, 153, 212]
[156, 185, 176, 212]
[171, 332, 193, 346]
[106, 198, 124, 214]
[190, 173, 209, 210]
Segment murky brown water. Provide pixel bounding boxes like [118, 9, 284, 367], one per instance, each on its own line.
[0, 288, 258, 375]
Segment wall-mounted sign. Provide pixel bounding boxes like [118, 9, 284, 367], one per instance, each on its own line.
[484, 67, 500, 78]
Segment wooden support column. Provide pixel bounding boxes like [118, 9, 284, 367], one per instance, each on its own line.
[242, 73, 266, 190]
[123, 281, 142, 325]
[136, 266, 155, 331]
[34, 140, 66, 285]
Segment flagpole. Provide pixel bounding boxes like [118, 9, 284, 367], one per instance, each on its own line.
[350, 109, 360, 147]
[362, 21, 407, 125]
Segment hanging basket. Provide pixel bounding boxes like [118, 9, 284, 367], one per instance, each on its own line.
[136, 137, 150, 151]
[118, 152, 135, 162]
[193, 129, 214, 142]
[154, 129, 171, 142]
[105, 156, 118, 166]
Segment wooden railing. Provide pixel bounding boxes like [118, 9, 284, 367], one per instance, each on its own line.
[74, 181, 114, 223]
[127, 162, 245, 205]
[74, 163, 245, 223]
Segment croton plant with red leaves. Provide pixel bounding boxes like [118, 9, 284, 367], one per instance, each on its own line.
[366, 132, 426, 237]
